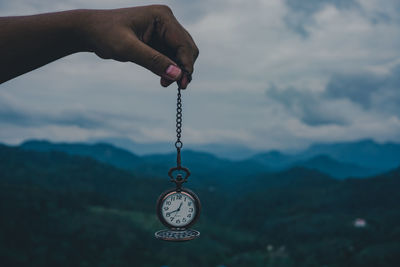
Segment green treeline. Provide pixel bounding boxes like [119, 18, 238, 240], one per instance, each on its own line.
[0, 145, 399, 267]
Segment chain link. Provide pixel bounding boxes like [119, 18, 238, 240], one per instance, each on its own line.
[169, 87, 191, 182]
[175, 88, 183, 149]
[175, 88, 183, 168]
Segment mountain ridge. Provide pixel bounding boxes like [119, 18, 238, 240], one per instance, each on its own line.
[18, 139, 400, 179]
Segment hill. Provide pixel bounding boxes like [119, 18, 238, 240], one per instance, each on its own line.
[89, 138, 400, 176]
[0, 144, 399, 266]
[20, 139, 392, 179]
[302, 139, 400, 171]
[21, 140, 143, 170]
[251, 139, 400, 177]
[20, 140, 270, 188]
[294, 155, 375, 178]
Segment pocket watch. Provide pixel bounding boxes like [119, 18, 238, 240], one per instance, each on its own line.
[157, 185, 201, 230]
[154, 87, 201, 241]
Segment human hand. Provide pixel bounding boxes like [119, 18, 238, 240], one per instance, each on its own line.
[81, 5, 199, 89]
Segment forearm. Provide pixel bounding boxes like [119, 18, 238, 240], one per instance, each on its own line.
[0, 6, 198, 88]
[0, 10, 89, 83]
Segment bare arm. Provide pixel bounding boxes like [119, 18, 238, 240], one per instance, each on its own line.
[0, 5, 199, 88]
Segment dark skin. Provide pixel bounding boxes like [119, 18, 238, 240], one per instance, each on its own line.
[0, 5, 199, 88]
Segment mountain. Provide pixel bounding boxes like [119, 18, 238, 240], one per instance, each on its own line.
[1, 144, 399, 267]
[93, 138, 400, 171]
[303, 139, 400, 171]
[21, 140, 143, 171]
[19, 140, 269, 188]
[293, 155, 376, 178]
[91, 137, 259, 160]
[231, 166, 400, 266]
[88, 137, 174, 155]
[252, 139, 400, 177]
[19, 139, 400, 179]
[225, 166, 338, 195]
[251, 150, 300, 169]
[250, 151, 378, 178]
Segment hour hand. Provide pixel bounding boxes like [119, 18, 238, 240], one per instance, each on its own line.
[177, 202, 183, 211]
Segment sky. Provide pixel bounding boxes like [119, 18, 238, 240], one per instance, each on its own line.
[1, 0, 400, 151]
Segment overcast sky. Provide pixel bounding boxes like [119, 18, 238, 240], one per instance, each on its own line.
[1, 0, 400, 151]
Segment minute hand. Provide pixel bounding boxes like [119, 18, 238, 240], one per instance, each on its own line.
[166, 202, 183, 216]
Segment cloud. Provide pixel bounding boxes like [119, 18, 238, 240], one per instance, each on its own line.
[1, 0, 400, 150]
[266, 85, 349, 126]
[325, 65, 400, 114]
[284, 0, 359, 36]
[266, 63, 400, 129]
[324, 73, 383, 109]
[286, 0, 357, 14]
[0, 95, 157, 138]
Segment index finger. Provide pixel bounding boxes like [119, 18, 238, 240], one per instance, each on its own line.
[157, 11, 199, 86]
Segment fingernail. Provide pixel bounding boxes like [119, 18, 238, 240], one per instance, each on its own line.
[181, 75, 188, 89]
[165, 65, 181, 80]
[178, 75, 189, 89]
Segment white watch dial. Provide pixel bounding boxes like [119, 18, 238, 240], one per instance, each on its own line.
[161, 192, 196, 228]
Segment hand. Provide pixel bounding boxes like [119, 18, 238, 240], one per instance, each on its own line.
[82, 5, 199, 89]
[171, 202, 183, 220]
[177, 202, 183, 212]
[166, 202, 183, 217]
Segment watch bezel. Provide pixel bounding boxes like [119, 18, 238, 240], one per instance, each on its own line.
[156, 188, 201, 230]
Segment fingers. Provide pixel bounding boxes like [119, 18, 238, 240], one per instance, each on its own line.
[110, 5, 199, 89]
[156, 11, 199, 88]
[160, 77, 174, 87]
[176, 31, 199, 75]
[127, 37, 182, 82]
[176, 46, 197, 89]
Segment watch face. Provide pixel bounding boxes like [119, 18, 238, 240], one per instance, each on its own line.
[157, 190, 200, 229]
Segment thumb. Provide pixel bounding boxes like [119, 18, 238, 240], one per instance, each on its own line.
[128, 39, 182, 81]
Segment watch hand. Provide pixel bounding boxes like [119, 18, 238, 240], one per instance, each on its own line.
[177, 202, 183, 211]
[166, 209, 179, 216]
[166, 202, 183, 216]
[171, 202, 184, 220]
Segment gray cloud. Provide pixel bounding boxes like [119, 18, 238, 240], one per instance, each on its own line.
[325, 65, 400, 114]
[0, 106, 103, 129]
[267, 64, 400, 127]
[0, 98, 153, 130]
[285, 0, 357, 14]
[266, 85, 349, 126]
[168, 0, 226, 24]
[283, 0, 399, 37]
[284, 0, 358, 36]
[324, 73, 383, 109]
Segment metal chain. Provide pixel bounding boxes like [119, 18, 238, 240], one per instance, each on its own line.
[175, 88, 183, 167]
[168, 86, 191, 185]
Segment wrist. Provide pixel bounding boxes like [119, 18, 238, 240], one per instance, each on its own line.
[66, 9, 94, 53]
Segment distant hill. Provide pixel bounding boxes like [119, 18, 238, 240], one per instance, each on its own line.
[302, 139, 400, 171]
[252, 139, 400, 177]
[251, 150, 300, 169]
[251, 152, 374, 178]
[19, 140, 269, 188]
[90, 137, 258, 160]
[21, 140, 143, 171]
[94, 138, 400, 172]
[19, 139, 400, 179]
[293, 155, 376, 178]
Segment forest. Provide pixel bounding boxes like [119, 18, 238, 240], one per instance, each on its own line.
[0, 142, 399, 267]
